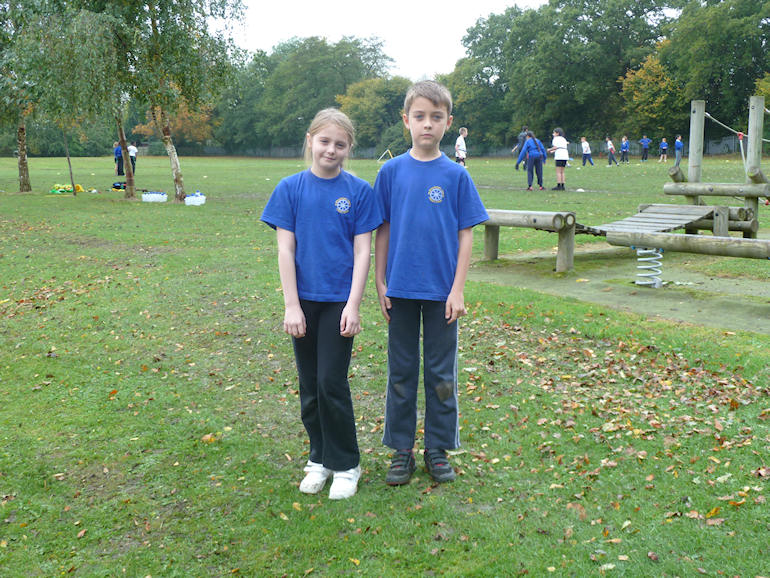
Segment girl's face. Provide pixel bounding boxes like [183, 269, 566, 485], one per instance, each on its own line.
[307, 124, 351, 178]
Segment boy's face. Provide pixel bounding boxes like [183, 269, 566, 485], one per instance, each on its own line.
[403, 97, 452, 154]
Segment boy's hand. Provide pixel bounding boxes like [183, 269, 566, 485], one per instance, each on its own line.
[283, 304, 306, 338]
[340, 304, 362, 337]
[376, 282, 392, 323]
[445, 290, 467, 324]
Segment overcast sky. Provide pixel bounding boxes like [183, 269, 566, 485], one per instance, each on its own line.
[230, 0, 547, 81]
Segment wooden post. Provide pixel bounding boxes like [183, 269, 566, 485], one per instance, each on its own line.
[484, 224, 500, 260]
[744, 95, 765, 238]
[748, 167, 767, 184]
[685, 100, 705, 233]
[712, 206, 729, 237]
[668, 165, 687, 183]
[556, 224, 575, 273]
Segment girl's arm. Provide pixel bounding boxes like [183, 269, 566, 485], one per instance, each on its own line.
[446, 227, 473, 324]
[276, 227, 306, 338]
[340, 231, 372, 337]
[374, 222, 391, 322]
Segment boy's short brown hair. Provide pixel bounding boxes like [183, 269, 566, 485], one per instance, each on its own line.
[403, 80, 453, 116]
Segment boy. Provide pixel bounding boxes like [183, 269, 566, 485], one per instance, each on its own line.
[374, 81, 489, 485]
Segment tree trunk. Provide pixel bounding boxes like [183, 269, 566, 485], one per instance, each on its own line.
[153, 107, 185, 201]
[62, 130, 77, 196]
[17, 118, 31, 192]
[116, 117, 135, 199]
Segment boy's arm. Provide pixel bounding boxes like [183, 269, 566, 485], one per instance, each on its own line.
[340, 231, 372, 337]
[374, 222, 392, 322]
[276, 227, 306, 338]
[445, 227, 473, 324]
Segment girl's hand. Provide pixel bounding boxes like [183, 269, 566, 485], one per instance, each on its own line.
[340, 304, 361, 337]
[283, 304, 306, 338]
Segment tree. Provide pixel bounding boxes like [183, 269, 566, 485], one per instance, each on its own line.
[660, 0, 770, 130]
[462, 0, 676, 140]
[336, 76, 410, 149]
[212, 51, 272, 153]
[74, 0, 243, 200]
[439, 57, 511, 150]
[620, 47, 689, 136]
[16, 6, 124, 196]
[255, 37, 392, 148]
[133, 100, 214, 148]
[0, 1, 38, 192]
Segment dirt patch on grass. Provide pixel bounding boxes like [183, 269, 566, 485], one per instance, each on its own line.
[471, 243, 770, 335]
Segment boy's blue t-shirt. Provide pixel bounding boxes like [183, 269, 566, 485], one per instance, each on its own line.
[260, 169, 382, 302]
[639, 137, 651, 148]
[374, 152, 489, 301]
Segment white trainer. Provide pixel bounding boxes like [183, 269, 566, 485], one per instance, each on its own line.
[328, 465, 361, 500]
[299, 461, 332, 494]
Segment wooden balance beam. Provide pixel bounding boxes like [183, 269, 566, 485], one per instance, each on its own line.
[483, 209, 577, 272]
[606, 231, 770, 259]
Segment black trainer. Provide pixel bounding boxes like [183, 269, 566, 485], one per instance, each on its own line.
[385, 449, 416, 486]
[424, 449, 456, 483]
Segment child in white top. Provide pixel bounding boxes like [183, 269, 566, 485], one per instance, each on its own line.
[580, 137, 594, 166]
[455, 127, 468, 166]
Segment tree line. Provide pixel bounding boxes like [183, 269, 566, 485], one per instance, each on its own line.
[2, 0, 769, 196]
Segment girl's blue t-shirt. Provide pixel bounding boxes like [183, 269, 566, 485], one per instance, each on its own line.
[260, 169, 382, 302]
[374, 152, 489, 301]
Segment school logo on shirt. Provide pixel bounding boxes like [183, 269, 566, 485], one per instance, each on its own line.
[427, 186, 445, 204]
[335, 197, 351, 214]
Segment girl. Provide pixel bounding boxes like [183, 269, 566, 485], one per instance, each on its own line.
[515, 130, 547, 190]
[260, 109, 382, 500]
[606, 136, 619, 166]
[547, 127, 569, 190]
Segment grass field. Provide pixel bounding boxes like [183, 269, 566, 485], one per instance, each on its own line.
[1, 155, 769, 576]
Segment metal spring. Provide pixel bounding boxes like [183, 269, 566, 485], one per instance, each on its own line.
[634, 247, 663, 288]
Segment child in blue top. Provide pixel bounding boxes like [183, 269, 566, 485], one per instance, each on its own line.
[620, 136, 630, 163]
[674, 135, 684, 167]
[374, 81, 488, 486]
[658, 138, 668, 162]
[515, 131, 547, 190]
[113, 142, 124, 176]
[261, 108, 382, 500]
[639, 135, 652, 161]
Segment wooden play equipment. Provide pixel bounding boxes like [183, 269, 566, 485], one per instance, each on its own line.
[603, 96, 769, 285]
[482, 96, 768, 280]
[483, 209, 576, 272]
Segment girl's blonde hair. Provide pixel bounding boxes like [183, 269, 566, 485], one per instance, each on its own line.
[303, 108, 356, 167]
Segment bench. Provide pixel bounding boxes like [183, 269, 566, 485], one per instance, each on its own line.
[483, 209, 576, 272]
